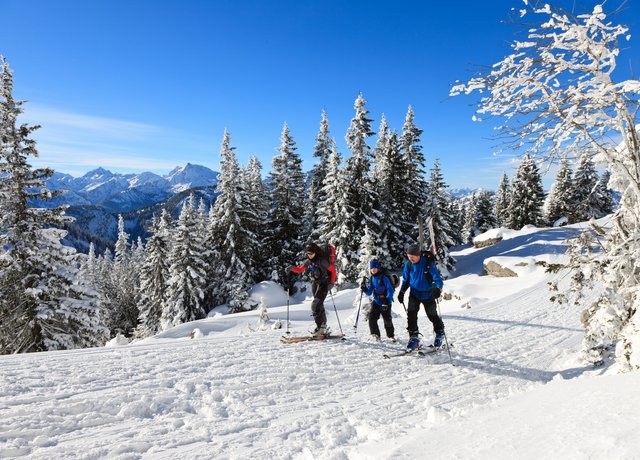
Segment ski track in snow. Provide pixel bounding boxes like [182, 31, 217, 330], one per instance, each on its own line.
[1, 275, 594, 459]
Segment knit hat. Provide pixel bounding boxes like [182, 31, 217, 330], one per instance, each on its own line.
[406, 244, 421, 256]
[369, 259, 381, 270]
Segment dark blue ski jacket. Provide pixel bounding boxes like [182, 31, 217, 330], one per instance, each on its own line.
[399, 255, 443, 301]
[362, 272, 395, 306]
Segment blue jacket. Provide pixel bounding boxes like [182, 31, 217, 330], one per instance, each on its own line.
[399, 256, 443, 301]
[362, 272, 395, 306]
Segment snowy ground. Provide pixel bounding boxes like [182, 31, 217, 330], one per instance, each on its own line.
[2, 222, 640, 459]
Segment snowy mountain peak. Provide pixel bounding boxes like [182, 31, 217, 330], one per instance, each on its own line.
[83, 167, 114, 180]
[165, 163, 218, 193]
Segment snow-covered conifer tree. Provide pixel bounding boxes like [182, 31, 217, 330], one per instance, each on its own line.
[135, 211, 172, 338]
[399, 105, 428, 240]
[372, 118, 404, 269]
[207, 130, 253, 312]
[596, 170, 615, 216]
[546, 159, 574, 225]
[306, 110, 335, 241]
[569, 152, 601, 223]
[342, 93, 376, 281]
[0, 57, 107, 353]
[267, 123, 306, 285]
[245, 155, 271, 281]
[107, 215, 140, 336]
[506, 154, 545, 229]
[163, 196, 208, 328]
[317, 146, 353, 284]
[475, 190, 497, 234]
[423, 158, 456, 271]
[494, 173, 511, 227]
[451, 3, 640, 369]
[462, 194, 477, 244]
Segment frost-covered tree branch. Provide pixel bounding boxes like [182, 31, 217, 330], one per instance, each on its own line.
[452, 1, 640, 370]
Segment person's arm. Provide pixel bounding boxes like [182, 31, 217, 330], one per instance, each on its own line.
[290, 260, 309, 274]
[383, 275, 395, 304]
[430, 261, 444, 289]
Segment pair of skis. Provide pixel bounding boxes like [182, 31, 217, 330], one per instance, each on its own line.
[280, 334, 345, 344]
[382, 344, 450, 359]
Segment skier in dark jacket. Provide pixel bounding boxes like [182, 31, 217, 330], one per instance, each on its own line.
[289, 242, 330, 337]
[360, 259, 395, 342]
[397, 244, 444, 351]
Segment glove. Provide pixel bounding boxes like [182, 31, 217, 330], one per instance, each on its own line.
[398, 291, 405, 304]
[431, 288, 442, 300]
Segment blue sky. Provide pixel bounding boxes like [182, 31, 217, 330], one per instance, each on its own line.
[2, 0, 639, 189]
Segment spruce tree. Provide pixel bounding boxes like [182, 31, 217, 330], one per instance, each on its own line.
[267, 123, 306, 285]
[545, 159, 573, 225]
[399, 105, 427, 240]
[135, 212, 172, 338]
[163, 196, 208, 328]
[494, 173, 511, 227]
[475, 190, 497, 234]
[0, 57, 107, 353]
[317, 146, 353, 284]
[506, 154, 545, 229]
[108, 215, 140, 336]
[245, 155, 271, 282]
[306, 110, 335, 241]
[373, 125, 406, 269]
[342, 92, 376, 281]
[208, 130, 254, 311]
[596, 170, 615, 216]
[423, 158, 456, 271]
[570, 152, 601, 223]
[462, 194, 477, 244]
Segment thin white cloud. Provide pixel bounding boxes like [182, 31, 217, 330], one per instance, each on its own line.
[17, 104, 217, 176]
[19, 104, 162, 140]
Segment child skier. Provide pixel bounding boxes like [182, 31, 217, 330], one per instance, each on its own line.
[360, 259, 396, 342]
[397, 244, 445, 351]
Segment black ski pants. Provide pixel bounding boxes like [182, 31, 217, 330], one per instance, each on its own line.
[368, 301, 394, 338]
[311, 281, 328, 327]
[407, 294, 444, 337]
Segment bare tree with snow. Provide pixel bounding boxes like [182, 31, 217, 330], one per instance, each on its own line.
[451, 2, 640, 369]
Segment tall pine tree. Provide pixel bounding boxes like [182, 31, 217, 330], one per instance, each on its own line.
[506, 154, 545, 229]
[267, 123, 306, 284]
[0, 57, 106, 353]
[342, 93, 376, 281]
[546, 159, 574, 225]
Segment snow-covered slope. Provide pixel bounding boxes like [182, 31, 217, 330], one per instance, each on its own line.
[2, 222, 639, 459]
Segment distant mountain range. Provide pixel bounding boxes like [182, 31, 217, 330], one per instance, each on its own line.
[35, 164, 220, 254]
[38, 163, 219, 212]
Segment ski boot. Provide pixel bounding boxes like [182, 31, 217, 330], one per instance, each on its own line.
[312, 324, 327, 338]
[434, 332, 445, 349]
[406, 336, 421, 351]
[371, 334, 381, 342]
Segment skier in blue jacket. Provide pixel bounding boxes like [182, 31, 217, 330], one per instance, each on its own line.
[360, 259, 395, 342]
[397, 244, 444, 351]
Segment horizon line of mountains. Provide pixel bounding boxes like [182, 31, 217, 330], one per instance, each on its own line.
[37, 162, 477, 255]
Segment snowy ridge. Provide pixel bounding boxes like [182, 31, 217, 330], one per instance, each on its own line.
[1, 222, 639, 459]
[38, 164, 220, 212]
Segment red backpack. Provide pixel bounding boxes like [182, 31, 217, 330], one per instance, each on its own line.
[322, 243, 337, 285]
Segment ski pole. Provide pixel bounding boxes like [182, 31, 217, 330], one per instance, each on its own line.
[285, 271, 293, 335]
[354, 290, 364, 332]
[436, 298, 454, 366]
[328, 289, 344, 336]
